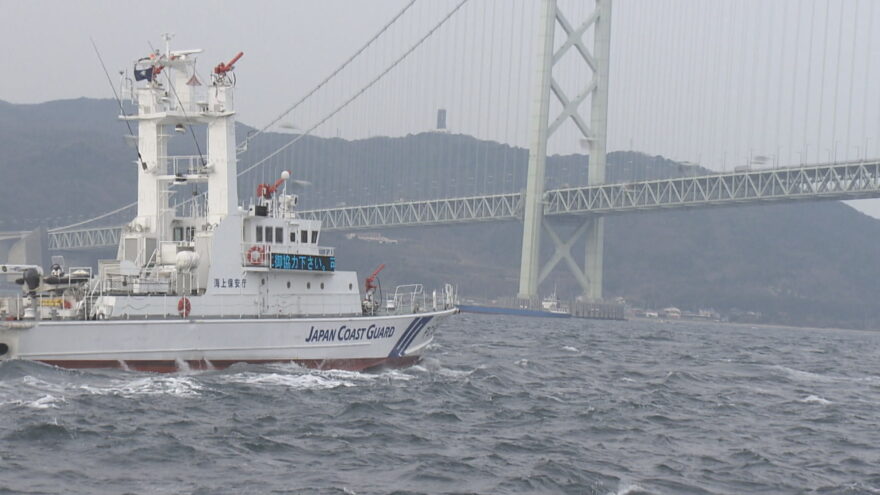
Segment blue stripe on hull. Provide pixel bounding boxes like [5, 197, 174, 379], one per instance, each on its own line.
[388, 316, 433, 358]
[388, 317, 422, 358]
[398, 316, 432, 355]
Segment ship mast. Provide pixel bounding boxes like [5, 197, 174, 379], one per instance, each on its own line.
[206, 49, 242, 224]
[122, 35, 242, 265]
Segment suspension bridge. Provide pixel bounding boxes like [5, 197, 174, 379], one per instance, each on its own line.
[13, 0, 880, 303]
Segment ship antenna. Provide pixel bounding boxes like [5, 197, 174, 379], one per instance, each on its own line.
[162, 73, 206, 167]
[89, 37, 147, 171]
[148, 40, 207, 168]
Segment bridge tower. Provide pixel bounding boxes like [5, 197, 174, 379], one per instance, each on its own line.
[518, 0, 613, 302]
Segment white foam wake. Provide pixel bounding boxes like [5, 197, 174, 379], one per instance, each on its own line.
[608, 483, 647, 495]
[772, 365, 832, 382]
[79, 376, 204, 398]
[2, 394, 67, 410]
[219, 372, 353, 390]
[799, 395, 832, 405]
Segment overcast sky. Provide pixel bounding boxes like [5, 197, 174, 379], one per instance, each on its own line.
[3, 0, 880, 215]
[0, 0, 408, 125]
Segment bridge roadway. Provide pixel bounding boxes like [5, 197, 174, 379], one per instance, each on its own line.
[46, 159, 880, 249]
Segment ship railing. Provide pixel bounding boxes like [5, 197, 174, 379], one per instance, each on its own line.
[128, 89, 209, 118]
[85, 266, 107, 319]
[97, 261, 173, 296]
[97, 260, 124, 293]
[0, 293, 49, 324]
[173, 198, 207, 218]
[430, 283, 457, 311]
[143, 246, 159, 273]
[32, 293, 76, 320]
[160, 155, 209, 177]
[0, 294, 26, 321]
[386, 284, 426, 315]
[0, 266, 95, 322]
[100, 275, 133, 294]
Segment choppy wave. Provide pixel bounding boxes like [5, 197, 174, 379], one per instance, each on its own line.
[1, 317, 879, 494]
[79, 376, 205, 398]
[799, 394, 832, 405]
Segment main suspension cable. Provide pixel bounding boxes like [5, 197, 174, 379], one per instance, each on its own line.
[237, 0, 470, 178]
[237, 0, 419, 150]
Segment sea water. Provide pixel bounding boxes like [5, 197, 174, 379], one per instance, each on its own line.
[1, 314, 879, 494]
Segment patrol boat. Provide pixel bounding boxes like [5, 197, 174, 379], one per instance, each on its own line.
[0, 39, 456, 372]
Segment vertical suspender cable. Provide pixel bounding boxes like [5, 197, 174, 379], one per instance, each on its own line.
[695, 0, 711, 167]
[240, 0, 419, 151]
[844, 1, 859, 161]
[816, 0, 832, 162]
[862, 0, 875, 158]
[476, 0, 488, 196]
[423, 1, 433, 199]
[830, 0, 846, 162]
[745, 1, 763, 166]
[718, 1, 734, 170]
[758, 1, 775, 164]
[238, 0, 473, 187]
[773, 0, 790, 167]
[501, 0, 513, 192]
[803, 0, 817, 162]
[734, 0, 747, 166]
[513, 0, 527, 189]
[484, 0, 498, 193]
[788, 0, 803, 165]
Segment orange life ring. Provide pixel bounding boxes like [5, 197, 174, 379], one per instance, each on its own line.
[177, 297, 191, 318]
[246, 245, 266, 265]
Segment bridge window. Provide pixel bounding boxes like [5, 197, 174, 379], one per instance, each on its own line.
[265, 226, 273, 243]
[255, 226, 263, 243]
[311, 231, 318, 244]
[172, 226, 195, 242]
[275, 227, 283, 244]
[301, 230, 308, 244]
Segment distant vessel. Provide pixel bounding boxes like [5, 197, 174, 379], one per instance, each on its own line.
[0, 37, 456, 372]
[458, 291, 625, 320]
[459, 290, 571, 319]
[541, 288, 569, 315]
[457, 304, 572, 319]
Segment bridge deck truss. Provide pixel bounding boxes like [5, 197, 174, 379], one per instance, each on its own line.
[48, 226, 121, 250]
[45, 160, 880, 247]
[546, 161, 880, 215]
[299, 193, 523, 230]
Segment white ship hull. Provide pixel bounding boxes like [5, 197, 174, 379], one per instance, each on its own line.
[0, 308, 455, 372]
